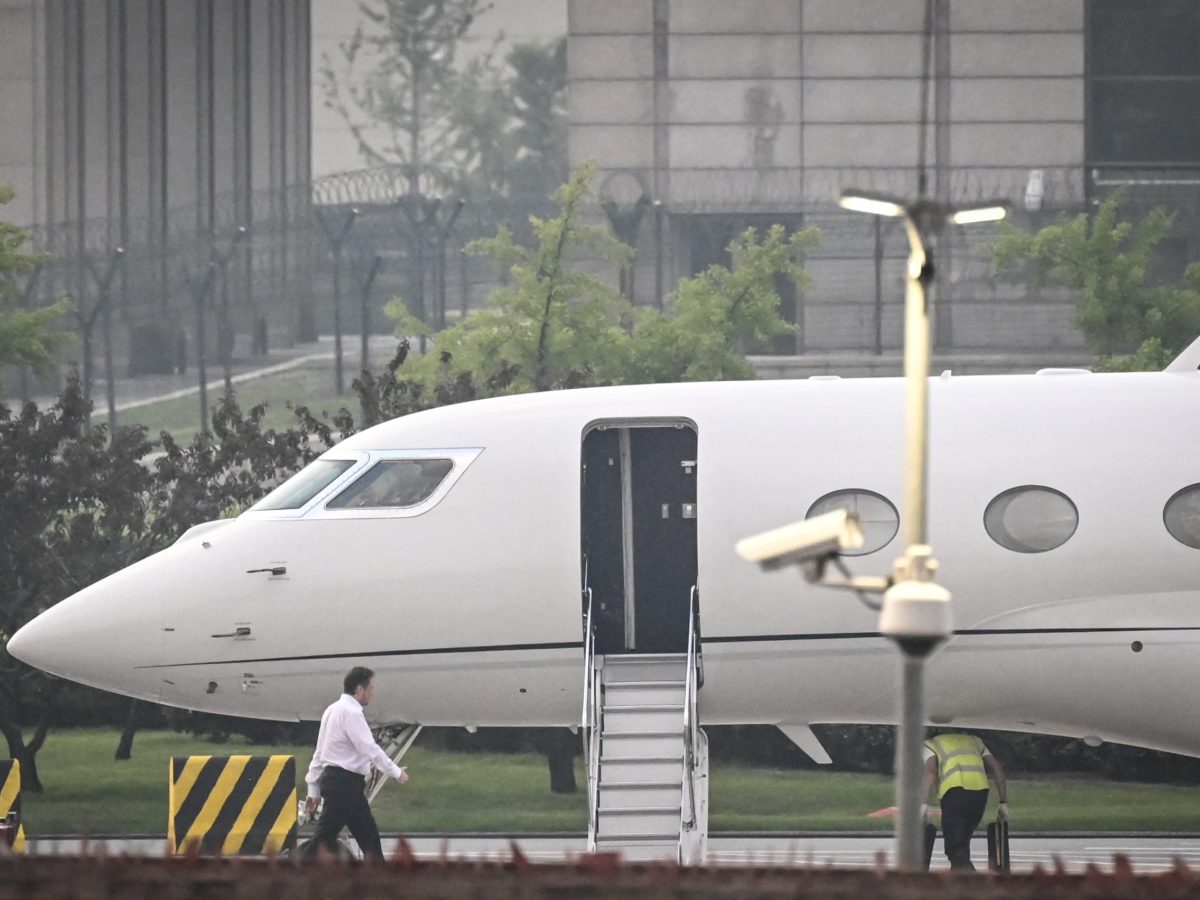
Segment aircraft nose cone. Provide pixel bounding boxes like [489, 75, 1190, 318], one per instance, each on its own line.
[7, 599, 105, 682]
[6, 618, 41, 667]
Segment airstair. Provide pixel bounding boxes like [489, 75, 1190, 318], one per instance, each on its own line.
[582, 590, 708, 863]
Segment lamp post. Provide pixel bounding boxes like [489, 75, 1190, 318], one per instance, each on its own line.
[212, 225, 248, 397]
[394, 194, 438, 354]
[838, 189, 1007, 871]
[80, 246, 126, 433]
[433, 198, 465, 331]
[600, 194, 650, 301]
[653, 199, 666, 312]
[348, 237, 384, 375]
[183, 262, 217, 437]
[315, 206, 359, 395]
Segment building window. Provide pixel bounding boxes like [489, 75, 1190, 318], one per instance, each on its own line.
[984, 486, 1079, 553]
[1089, 0, 1200, 163]
[806, 489, 899, 556]
[1164, 484, 1200, 549]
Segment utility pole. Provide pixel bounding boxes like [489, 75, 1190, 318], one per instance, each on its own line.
[433, 199, 465, 330]
[349, 238, 384, 375]
[212, 225, 248, 396]
[80, 246, 125, 432]
[183, 263, 217, 436]
[314, 206, 358, 395]
[839, 190, 1007, 870]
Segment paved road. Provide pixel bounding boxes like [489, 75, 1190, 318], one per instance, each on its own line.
[26, 834, 1200, 874]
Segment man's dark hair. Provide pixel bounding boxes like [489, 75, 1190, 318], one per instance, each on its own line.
[344, 666, 374, 694]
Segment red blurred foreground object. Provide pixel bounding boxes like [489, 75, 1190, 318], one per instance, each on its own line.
[1, 853, 1197, 898]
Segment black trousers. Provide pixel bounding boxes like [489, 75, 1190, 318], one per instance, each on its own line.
[303, 766, 383, 860]
[940, 787, 989, 870]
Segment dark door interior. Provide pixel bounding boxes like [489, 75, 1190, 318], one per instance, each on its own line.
[582, 423, 697, 654]
[581, 428, 626, 653]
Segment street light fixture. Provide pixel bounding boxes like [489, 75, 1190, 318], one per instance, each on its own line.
[742, 188, 1008, 870]
[837, 187, 1007, 871]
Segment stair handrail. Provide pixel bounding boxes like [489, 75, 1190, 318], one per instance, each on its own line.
[682, 584, 701, 831]
[581, 584, 601, 849]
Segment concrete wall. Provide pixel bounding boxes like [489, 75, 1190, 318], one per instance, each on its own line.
[3, 0, 313, 377]
[568, 0, 1085, 209]
[567, 0, 1091, 357]
[311, 0, 567, 177]
[0, 0, 43, 226]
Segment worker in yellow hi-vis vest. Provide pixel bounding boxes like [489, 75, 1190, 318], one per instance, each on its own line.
[922, 731, 1008, 870]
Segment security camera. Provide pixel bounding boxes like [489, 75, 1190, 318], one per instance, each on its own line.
[735, 509, 865, 579]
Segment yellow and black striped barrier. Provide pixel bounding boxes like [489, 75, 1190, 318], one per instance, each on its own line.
[168, 755, 296, 855]
[0, 759, 27, 853]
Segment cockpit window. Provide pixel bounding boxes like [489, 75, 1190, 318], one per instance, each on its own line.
[251, 459, 355, 511]
[1164, 484, 1200, 549]
[326, 458, 454, 509]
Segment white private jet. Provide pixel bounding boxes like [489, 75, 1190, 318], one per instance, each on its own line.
[8, 340, 1200, 856]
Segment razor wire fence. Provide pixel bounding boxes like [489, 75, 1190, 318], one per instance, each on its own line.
[11, 161, 1200, 414]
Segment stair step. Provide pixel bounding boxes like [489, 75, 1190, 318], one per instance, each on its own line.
[596, 807, 681, 838]
[598, 755, 683, 783]
[603, 682, 685, 707]
[602, 656, 688, 683]
[602, 706, 683, 733]
[593, 835, 681, 860]
[599, 779, 680, 790]
[601, 732, 684, 758]
[594, 834, 680, 845]
[598, 782, 681, 810]
[605, 680, 685, 689]
[604, 653, 687, 664]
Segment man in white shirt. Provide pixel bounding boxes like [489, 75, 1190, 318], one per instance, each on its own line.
[302, 666, 410, 859]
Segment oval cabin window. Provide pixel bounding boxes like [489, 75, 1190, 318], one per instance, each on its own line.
[984, 486, 1078, 553]
[806, 489, 899, 556]
[1164, 484, 1200, 549]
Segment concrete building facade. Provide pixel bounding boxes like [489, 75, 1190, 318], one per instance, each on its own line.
[567, 0, 1200, 363]
[0, 0, 313, 384]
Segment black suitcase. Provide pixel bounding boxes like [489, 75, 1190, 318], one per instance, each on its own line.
[923, 821, 938, 871]
[987, 818, 1010, 872]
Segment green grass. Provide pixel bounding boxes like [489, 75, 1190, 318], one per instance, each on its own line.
[18, 730, 1200, 836]
[22, 730, 586, 836]
[709, 763, 1200, 832]
[116, 366, 356, 445]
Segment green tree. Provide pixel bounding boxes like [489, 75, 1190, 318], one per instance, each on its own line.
[319, 0, 494, 190]
[504, 38, 568, 198]
[389, 162, 634, 392]
[993, 193, 1200, 370]
[321, 4, 567, 202]
[626, 224, 819, 383]
[0, 187, 71, 390]
[0, 377, 155, 789]
[386, 164, 818, 396]
[0, 378, 339, 788]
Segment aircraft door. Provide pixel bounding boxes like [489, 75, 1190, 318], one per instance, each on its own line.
[581, 428, 626, 652]
[630, 426, 697, 653]
[581, 422, 698, 655]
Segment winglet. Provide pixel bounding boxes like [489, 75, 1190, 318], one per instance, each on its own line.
[778, 724, 833, 765]
[1166, 335, 1200, 372]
